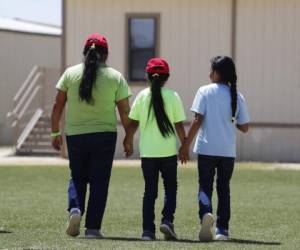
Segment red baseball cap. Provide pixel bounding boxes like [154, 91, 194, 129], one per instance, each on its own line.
[146, 58, 170, 74]
[85, 33, 108, 49]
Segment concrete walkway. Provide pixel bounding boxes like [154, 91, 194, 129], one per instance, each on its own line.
[0, 147, 300, 170]
[0, 147, 141, 167]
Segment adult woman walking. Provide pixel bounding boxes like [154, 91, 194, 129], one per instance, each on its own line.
[51, 33, 131, 238]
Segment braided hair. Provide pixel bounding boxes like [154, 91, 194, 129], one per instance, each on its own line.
[211, 56, 237, 122]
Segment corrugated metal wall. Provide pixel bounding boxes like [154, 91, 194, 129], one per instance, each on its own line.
[64, 0, 300, 161]
[235, 0, 300, 162]
[0, 31, 61, 144]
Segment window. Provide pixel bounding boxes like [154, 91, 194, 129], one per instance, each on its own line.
[128, 15, 158, 82]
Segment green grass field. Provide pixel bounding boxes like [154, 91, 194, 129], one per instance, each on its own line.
[0, 163, 299, 250]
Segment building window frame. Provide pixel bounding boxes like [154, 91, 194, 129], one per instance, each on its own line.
[125, 13, 160, 84]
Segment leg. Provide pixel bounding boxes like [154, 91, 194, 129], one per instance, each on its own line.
[68, 178, 87, 214]
[85, 132, 117, 230]
[141, 158, 160, 234]
[197, 155, 217, 222]
[160, 156, 178, 224]
[65, 135, 89, 237]
[216, 157, 235, 230]
[66, 135, 89, 214]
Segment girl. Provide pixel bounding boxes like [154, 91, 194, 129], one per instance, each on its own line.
[51, 33, 132, 238]
[124, 58, 186, 241]
[180, 56, 250, 241]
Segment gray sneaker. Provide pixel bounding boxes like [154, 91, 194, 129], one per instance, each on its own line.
[66, 208, 82, 237]
[141, 231, 156, 241]
[85, 229, 104, 239]
[160, 221, 177, 240]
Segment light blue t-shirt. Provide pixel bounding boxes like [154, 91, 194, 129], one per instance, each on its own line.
[191, 83, 250, 158]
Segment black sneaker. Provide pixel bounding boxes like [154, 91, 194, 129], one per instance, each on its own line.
[141, 231, 156, 241]
[160, 221, 177, 240]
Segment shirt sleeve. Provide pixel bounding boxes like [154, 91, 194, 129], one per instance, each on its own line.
[56, 69, 69, 92]
[116, 74, 132, 102]
[236, 93, 250, 125]
[172, 92, 186, 123]
[128, 95, 141, 121]
[191, 88, 206, 115]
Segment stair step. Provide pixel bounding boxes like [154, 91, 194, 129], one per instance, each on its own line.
[32, 128, 51, 133]
[27, 134, 51, 140]
[17, 114, 61, 156]
[22, 141, 52, 147]
[16, 148, 59, 156]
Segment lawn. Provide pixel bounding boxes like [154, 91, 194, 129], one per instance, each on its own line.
[0, 163, 299, 250]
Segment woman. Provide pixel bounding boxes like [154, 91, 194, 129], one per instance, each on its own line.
[51, 33, 131, 238]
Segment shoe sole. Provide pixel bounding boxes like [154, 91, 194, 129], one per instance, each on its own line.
[215, 234, 229, 241]
[160, 224, 177, 240]
[141, 236, 154, 241]
[66, 214, 81, 237]
[199, 213, 214, 242]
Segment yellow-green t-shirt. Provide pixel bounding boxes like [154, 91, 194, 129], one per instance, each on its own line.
[129, 87, 186, 158]
[56, 63, 132, 136]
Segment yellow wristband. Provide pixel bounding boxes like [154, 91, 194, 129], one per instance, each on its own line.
[50, 131, 61, 138]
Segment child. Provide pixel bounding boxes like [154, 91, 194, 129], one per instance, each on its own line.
[179, 56, 250, 241]
[124, 58, 186, 241]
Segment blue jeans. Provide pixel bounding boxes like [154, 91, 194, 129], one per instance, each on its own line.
[66, 132, 117, 230]
[198, 154, 235, 230]
[141, 155, 178, 233]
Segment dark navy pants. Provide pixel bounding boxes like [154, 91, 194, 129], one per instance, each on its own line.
[141, 155, 178, 233]
[198, 154, 235, 230]
[66, 132, 117, 230]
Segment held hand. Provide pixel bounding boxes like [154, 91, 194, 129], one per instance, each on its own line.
[51, 135, 62, 151]
[123, 135, 133, 158]
[179, 142, 190, 164]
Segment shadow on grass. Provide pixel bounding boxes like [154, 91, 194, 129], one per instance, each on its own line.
[0, 229, 12, 234]
[80, 236, 281, 246]
[227, 238, 281, 246]
[82, 236, 204, 244]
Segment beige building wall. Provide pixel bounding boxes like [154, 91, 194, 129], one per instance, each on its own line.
[64, 0, 233, 158]
[0, 31, 61, 144]
[235, 0, 300, 162]
[64, 0, 300, 161]
[64, 0, 232, 110]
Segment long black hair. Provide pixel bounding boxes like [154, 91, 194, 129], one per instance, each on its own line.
[79, 44, 108, 104]
[147, 73, 175, 137]
[211, 56, 237, 123]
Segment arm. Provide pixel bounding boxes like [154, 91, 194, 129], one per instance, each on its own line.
[123, 119, 139, 157]
[179, 113, 204, 162]
[174, 121, 186, 144]
[237, 123, 249, 133]
[51, 90, 67, 151]
[116, 97, 131, 132]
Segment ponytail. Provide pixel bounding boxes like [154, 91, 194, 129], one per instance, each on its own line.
[210, 56, 237, 123]
[79, 44, 108, 104]
[229, 75, 237, 123]
[148, 73, 175, 137]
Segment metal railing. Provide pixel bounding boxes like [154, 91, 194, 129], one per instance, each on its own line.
[6, 66, 60, 150]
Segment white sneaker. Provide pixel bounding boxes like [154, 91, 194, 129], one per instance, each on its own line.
[66, 208, 81, 237]
[215, 227, 229, 241]
[199, 213, 214, 242]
